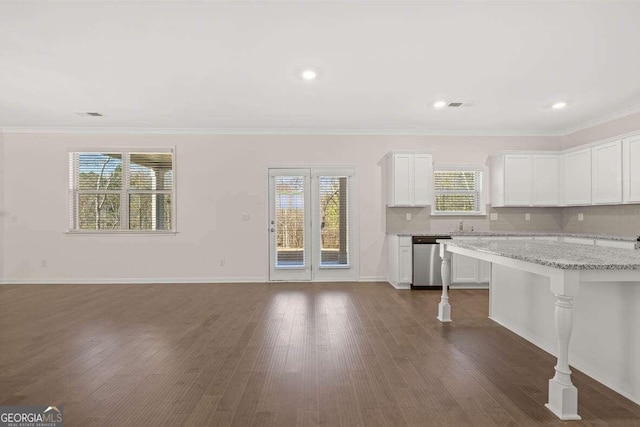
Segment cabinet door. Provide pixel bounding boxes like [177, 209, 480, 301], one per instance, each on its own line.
[504, 155, 532, 206]
[532, 155, 560, 205]
[413, 154, 432, 206]
[398, 245, 413, 284]
[623, 136, 640, 203]
[391, 154, 413, 206]
[592, 141, 622, 204]
[563, 148, 592, 205]
[452, 254, 478, 283]
[478, 260, 491, 283]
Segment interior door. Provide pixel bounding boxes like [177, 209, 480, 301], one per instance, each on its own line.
[269, 169, 312, 281]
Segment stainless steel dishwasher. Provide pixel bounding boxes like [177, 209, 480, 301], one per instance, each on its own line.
[412, 235, 451, 288]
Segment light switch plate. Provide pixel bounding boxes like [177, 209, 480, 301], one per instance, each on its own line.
[578, 213, 584, 221]
[406, 213, 412, 221]
[490, 213, 498, 221]
[525, 213, 531, 221]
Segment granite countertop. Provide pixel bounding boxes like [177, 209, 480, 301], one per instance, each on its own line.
[440, 238, 640, 270]
[394, 231, 640, 242]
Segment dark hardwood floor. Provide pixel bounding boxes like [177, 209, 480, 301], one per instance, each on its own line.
[1, 282, 639, 426]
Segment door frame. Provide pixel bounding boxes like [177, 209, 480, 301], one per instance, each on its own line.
[266, 166, 359, 282]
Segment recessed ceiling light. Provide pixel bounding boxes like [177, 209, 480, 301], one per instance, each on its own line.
[301, 69, 318, 81]
[433, 100, 447, 109]
[552, 102, 567, 110]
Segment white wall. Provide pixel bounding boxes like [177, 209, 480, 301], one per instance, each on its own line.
[562, 111, 640, 149]
[0, 132, 559, 283]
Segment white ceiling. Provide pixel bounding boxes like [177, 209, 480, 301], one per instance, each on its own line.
[2, 1, 640, 135]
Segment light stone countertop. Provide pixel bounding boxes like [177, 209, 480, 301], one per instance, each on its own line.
[394, 231, 640, 242]
[439, 238, 640, 270]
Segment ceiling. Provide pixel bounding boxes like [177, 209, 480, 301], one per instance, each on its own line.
[1, 1, 640, 135]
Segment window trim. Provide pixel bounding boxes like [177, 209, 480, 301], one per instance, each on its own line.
[431, 165, 487, 216]
[68, 147, 177, 233]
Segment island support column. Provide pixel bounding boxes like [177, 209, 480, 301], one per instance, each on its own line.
[545, 270, 581, 421]
[437, 244, 452, 322]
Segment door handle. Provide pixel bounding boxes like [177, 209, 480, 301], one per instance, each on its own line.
[270, 228, 275, 232]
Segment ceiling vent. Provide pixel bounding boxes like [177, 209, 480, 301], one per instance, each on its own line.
[76, 112, 103, 117]
[447, 102, 476, 108]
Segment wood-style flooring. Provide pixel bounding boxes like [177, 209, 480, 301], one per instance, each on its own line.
[1, 282, 639, 426]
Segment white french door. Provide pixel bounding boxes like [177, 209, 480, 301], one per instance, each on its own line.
[268, 168, 356, 282]
[269, 169, 312, 281]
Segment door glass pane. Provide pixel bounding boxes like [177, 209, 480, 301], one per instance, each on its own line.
[275, 176, 305, 267]
[319, 176, 348, 266]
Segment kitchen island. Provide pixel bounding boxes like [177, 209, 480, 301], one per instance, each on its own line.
[437, 238, 640, 420]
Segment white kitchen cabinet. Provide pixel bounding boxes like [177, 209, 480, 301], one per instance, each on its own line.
[386, 152, 433, 206]
[479, 260, 491, 282]
[452, 254, 478, 283]
[504, 155, 533, 206]
[623, 135, 640, 203]
[562, 148, 592, 205]
[387, 235, 412, 289]
[532, 155, 560, 205]
[490, 153, 559, 207]
[591, 140, 622, 204]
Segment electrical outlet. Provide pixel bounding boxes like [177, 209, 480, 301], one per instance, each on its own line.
[11, 215, 17, 223]
[490, 213, 498, 221]
[219, 258, 225, 267]
[525, 213, 531, 221]
[578, 213, 584, 221]
[406, 213, 412, 221]
[241, 213, 250, 221]
[41, 260, 47, 268]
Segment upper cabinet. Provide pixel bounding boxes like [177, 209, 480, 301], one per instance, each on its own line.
[504, 155, 532, 205]
[490, 153, 559, 207]
[532, 155, 560, 205]
[591, 140, 622, 204]
[623, 135, 640, 203]
[386, 152, 433, 206]
[562, 148, 592, 205]
[489, 134, 638, 208]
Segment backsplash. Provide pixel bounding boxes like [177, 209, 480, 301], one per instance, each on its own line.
[387, 204, 640, 237]
[386, 205, 562, 234]
[563, 205, 640, 237]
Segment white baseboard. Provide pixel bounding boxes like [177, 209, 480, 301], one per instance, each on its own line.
[489, 316, 640, 406]
[358, 276, 387, 282]
[1, 275, 389, 285]
[0, 277, 267, 285]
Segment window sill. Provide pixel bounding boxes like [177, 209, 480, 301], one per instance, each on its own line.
[66, 230, 178, 235]
[319, 265, 351, 269]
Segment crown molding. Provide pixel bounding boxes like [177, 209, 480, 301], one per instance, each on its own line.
[3, 103, 640, 137]
[559, 102, 640, 137]
[0, 126, 560, 137]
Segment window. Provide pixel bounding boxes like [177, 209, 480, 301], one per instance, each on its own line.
[69, 150, 175, 232]
[433, 167, 485, 215]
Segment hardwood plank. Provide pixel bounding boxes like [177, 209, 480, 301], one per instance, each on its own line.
[0, 283, 638, 426]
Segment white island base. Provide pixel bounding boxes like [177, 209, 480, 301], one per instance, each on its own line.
[437, 240, 640, 421]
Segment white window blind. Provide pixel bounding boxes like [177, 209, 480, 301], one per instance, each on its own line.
[69, 150, 175, 232]
[318, 175, 349, 267]
[433, 169, 483, 214]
